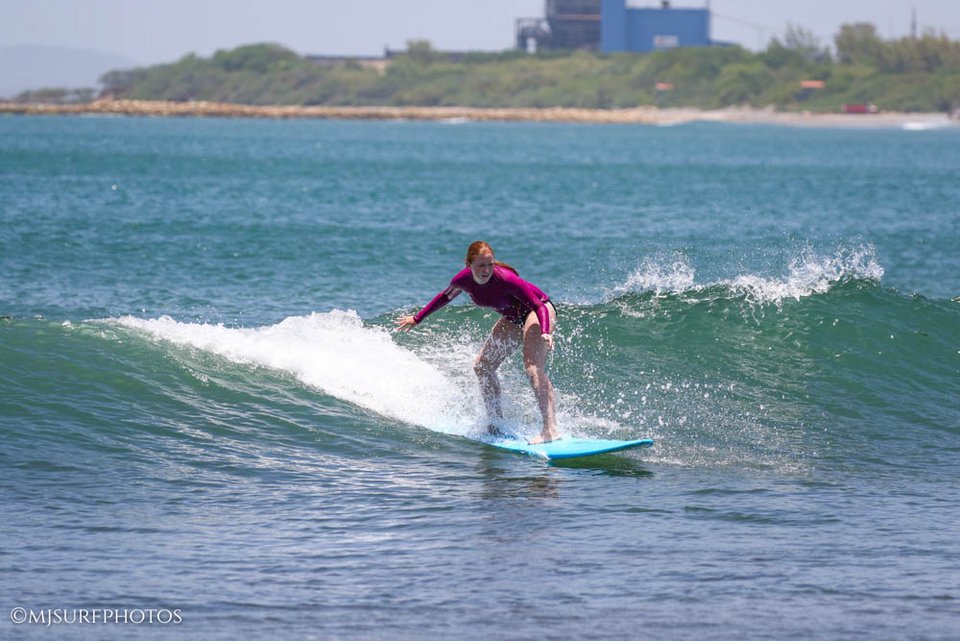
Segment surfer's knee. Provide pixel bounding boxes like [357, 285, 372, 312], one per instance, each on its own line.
[524, 363, 544, 387]
[474, 357, 493, 379]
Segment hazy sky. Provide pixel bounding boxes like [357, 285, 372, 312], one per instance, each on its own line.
[3, 0, 960, 65]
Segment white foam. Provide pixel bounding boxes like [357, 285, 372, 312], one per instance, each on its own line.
[901, 121, 953, 131]
[617, 253, 696, 296]
[114, 310, 476, 434]
[112, 310, 612, 441]
[614, 244, 884, 305]
[730, 244, 884, 304]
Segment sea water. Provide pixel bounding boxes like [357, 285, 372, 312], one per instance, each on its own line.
[1, 115, 958, 640]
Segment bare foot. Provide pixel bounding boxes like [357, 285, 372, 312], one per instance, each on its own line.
[528, 432, 560, 445]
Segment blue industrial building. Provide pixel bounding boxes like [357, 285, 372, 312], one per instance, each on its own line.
[601, 1, 710, 53]
[516, 1, 713, 54]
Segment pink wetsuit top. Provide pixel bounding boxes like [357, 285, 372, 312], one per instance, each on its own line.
[413, 265, 552, 334]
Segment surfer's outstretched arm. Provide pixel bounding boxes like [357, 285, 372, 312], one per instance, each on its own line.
[395, 284, 462, 331]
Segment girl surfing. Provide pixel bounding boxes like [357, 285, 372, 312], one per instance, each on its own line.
[395, 241, 559, 444]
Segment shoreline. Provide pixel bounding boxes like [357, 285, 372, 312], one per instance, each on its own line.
[1, 99, 956, 128]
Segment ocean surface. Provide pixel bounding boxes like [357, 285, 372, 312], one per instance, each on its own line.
[2, 114, 959, 640]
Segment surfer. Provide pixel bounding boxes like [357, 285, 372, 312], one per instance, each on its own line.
[395, 241, 559, 444]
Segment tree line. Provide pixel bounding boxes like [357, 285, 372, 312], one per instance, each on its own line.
[13, 24, 960, 113]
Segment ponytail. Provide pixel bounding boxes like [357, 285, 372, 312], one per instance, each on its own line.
[494, 260, 519, 276]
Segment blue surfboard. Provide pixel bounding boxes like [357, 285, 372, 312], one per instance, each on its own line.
[479, 436, 654, 460]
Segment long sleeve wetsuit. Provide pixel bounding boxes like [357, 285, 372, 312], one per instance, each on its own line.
[413, 266, 552, 334]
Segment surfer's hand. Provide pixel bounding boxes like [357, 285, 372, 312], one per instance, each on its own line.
[541, 333, 554, 350]
[394, 315, 417, 332]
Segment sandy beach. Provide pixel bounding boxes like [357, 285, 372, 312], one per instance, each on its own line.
[1, 99, 956, 128]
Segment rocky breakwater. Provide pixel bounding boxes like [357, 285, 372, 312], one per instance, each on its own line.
[3, 100, 954, 128]
[0, 99, 675, 124]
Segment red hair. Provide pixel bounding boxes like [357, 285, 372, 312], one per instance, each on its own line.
[465, 240, 518, 275]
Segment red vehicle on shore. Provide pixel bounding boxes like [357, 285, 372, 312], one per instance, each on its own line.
[842, 103, 879, 114]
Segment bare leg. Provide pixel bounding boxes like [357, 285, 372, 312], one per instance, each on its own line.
[474, 318, 521, 432]
[524, 304, 559, 444]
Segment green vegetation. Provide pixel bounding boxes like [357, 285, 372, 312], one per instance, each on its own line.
[13, 87, 97, 104]
[56, 27, 960, 112]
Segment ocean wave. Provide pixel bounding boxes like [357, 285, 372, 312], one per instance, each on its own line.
[109, 311, 630, 443]
[112, 311, 475, 435]
[86, 262, 957, 473]
[614, 252, 696, 296]
[2, 281, 954, 475]
[613, 243, 884, 307]
[901, 120, 955, 131]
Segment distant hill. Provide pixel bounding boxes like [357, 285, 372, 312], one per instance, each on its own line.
[0, 45, 140, 98]
[91, 35, 960, 114]
[10, 25, 960, 113]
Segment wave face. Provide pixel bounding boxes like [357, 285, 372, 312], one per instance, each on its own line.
[6, 244, 951, 477]
[598, 248, 958, 472]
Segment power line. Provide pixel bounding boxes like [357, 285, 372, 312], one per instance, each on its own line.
[711, 12, 782, 48]
[712, 12, 780, 35]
